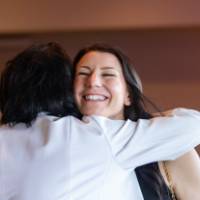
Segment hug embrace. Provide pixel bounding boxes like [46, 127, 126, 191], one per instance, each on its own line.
[0, 42, 200, 200]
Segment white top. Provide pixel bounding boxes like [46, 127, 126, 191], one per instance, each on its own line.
[0, 108, 200, 200]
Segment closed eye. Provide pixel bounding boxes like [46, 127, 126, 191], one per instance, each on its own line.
[77, 72, 90, 76]
[102, 73, 116, 77]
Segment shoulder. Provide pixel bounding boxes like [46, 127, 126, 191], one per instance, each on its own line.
[0, 115, 75, 147]
[163, 150, 200, 199]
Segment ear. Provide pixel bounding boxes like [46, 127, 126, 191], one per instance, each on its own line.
[124, 90, 131, 106]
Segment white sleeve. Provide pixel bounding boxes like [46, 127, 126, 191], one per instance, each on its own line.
[104, 108, 200, 169]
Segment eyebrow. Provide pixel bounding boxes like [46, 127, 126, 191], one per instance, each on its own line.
[78, 66, 118, 71]
[78, 66, 91, 70]
[101, 66, 115, 70]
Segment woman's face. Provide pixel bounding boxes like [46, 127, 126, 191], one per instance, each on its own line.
[74, 51, 130, 120]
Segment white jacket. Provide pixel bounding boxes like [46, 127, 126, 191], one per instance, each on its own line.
[0, 108, 200, 200]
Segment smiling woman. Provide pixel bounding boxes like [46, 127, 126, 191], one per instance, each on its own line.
[74, 51, 131, 119]
[73, 43, 200, 200]
[73, 44, 147, 121]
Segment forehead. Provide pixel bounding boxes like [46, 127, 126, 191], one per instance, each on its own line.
[76, 51, 122, 70]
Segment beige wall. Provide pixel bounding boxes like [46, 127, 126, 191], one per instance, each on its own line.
[1, 0, 200, 33]
[0, 29, 200, 111]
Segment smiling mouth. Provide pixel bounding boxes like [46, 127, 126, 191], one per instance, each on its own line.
[84, 95, 107, 101]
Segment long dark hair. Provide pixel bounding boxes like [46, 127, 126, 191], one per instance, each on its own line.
[73, 43, 155, 121]
[0, 42, 78, 126]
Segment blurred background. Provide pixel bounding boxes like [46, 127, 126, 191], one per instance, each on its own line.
[0, 0, 200, 110]
[0, 0, 199, 152]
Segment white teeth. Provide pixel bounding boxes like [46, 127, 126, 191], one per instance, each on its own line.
[85, 95, 106, 101]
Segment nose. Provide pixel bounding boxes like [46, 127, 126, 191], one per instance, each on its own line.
[86, 71, 102, 87]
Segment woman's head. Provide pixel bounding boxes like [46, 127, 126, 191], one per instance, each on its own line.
[73, 44, 150, 121]
[0, 42, 78, 126]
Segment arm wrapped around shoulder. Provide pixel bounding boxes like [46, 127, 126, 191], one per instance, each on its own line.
[104, 108, 200, 169]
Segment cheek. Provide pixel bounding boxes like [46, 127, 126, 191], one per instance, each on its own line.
[107, 79, 126, 97]
[74, 79, 83, 101]
[74, 77, 83, 91]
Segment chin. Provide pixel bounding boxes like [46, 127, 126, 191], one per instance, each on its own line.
[81, 109, 103, 116]
[84, 112, 104, 117]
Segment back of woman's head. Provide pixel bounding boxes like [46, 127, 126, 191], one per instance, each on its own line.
[73, 43, 152, 121]
[0, 42, 78, 126]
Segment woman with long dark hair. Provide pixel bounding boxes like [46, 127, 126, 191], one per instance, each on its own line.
[73, 43, 200, 200]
